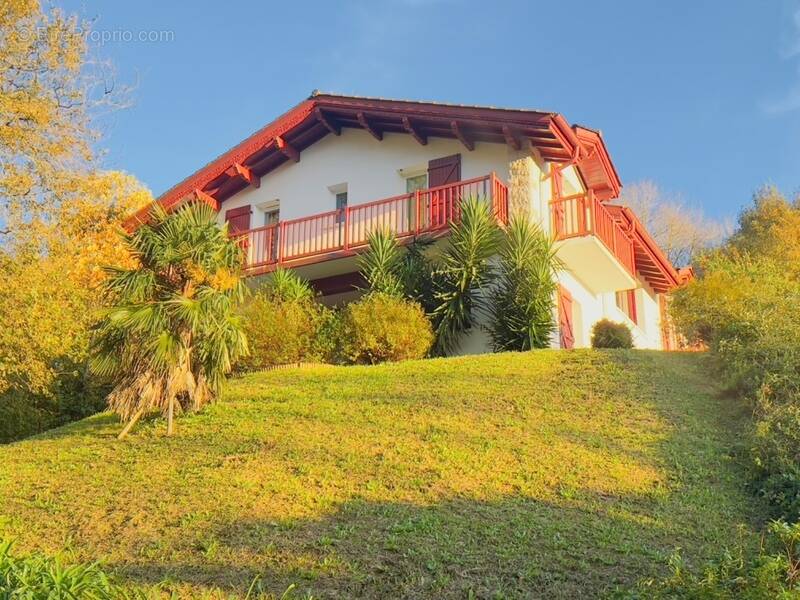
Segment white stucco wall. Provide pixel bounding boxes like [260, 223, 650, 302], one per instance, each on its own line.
[217, 128, 512, 228]
[556, 270, 664, 350]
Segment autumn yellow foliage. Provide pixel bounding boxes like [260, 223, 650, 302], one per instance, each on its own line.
[0, 2, 152, 438]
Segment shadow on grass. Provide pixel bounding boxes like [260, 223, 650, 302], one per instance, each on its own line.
[110, 493, 695, 599]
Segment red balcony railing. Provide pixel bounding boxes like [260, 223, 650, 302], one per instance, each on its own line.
[236, 173, 509, 272]
[550, 190, 636, 276]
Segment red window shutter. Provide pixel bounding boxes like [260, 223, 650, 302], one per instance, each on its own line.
[558, 286, 575, 349]
[427, 154, 461, 187]
[427, 154, 461, 227]
[627, 289, 638, 325]
[225, 205, 252, 235]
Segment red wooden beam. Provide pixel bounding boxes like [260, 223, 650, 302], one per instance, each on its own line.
[194, 189, 220, 211]
[315, 108, 340, 136]
[450, 120, 474, 151]
[502, 125, 521, 151]
[402, 116, 427, 145]
[357, 112, 382, 141]
[275, 135, 300, 162]
[226, 162, 260, 188]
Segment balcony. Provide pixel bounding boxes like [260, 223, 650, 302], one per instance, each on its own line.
[235, 173, 509, 275]
[550, 190, 637, 293]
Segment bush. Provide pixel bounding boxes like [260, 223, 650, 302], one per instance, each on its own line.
[0, 372, 107, 443]
[672, 253, 800, 520]
[238, 268, 334, 371]
[337, 293, 434, 364]
[238, 294, 332, 370]
[591, 319, 633, 349]
[0, 540, 145, 598]
[635, 521, 800, 599]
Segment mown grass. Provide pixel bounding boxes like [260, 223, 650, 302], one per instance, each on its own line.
[0, 350, 763, 598]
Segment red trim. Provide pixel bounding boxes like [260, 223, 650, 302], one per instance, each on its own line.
[606, 204, 682, 292]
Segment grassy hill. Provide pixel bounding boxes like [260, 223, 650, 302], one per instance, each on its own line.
[0, 351, 763, 598]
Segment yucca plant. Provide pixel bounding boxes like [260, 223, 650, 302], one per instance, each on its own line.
[90, 201, 248, 438]
[430, 196, 500, 355]
[487, 216, 562, 351]
[358, 228, 404, 297]
[266, 266, 315, 302]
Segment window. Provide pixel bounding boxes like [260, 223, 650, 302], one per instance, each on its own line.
[335, 191, 348, 211]
[406, 173, 427, 193]
[615, 289, 638, 325]
[264, 209, 279, 227]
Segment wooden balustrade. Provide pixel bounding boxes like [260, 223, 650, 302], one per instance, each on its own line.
[550, 190, 636, 276]
[236, 173, 509, 272]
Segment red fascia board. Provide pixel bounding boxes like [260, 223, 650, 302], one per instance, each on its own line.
[573, 126, 622, 199]
[608, 205, 681, 289]
[125, 99, 316, 228]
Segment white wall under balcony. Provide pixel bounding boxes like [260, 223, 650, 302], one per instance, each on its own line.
[216, 128, 513, 228]
[557, 270, 665, 350]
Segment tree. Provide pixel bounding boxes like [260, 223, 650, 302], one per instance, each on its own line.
[0, 171, 151, 397]
[90, 202, 248, 438]
[1, 1, 123, 229]
[487, 217, 561, 351]
[617, 180, 727, 267]
[726, 186, 800, 275]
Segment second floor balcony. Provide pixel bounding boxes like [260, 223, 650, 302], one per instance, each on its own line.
[550, 190, 638, 293]
[235, 173, 509, 275]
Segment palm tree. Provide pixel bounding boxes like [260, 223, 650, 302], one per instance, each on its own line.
[430, 196, 500, 355]
[90, 202, 248, 438]
[487, 216, 562, 351]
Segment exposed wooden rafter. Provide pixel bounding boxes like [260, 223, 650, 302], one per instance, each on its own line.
[502, 125, 521, 151]
[357, 112, 382, 140]
[193, 189, 220, 211]
[449, 120, 474, 151]
[226, 163, 260, 188]
[402, 116, 427, 145]
[274, 135, 300, 162]
[314, 107, 340, 135]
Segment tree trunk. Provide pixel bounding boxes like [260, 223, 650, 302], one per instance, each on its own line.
[118, 409, 144, 440]
[167, 395, 175, 436]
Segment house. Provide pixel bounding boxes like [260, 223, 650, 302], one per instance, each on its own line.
[128, 92, 688, 352]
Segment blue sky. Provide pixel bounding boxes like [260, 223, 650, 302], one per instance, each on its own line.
[60, 0, 800, 220]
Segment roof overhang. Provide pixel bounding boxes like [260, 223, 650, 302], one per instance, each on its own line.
[606, 204, 685, 292]
[125, 93, 624, 229]
[572, 126, 622, 201]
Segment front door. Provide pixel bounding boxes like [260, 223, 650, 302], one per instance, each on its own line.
[558, 286, 575, 349]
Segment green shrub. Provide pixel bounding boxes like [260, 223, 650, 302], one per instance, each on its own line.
[238, 294, 332, 370]
[752, 402, 800, 520]
[238, 268, 334, 370]
[672, 253, 800, 520]
[337, 293, 434, 364]
[635, 521, 800, 599]
[591, 319, 633, 349]
[0, 540, 145, 598]
[0, 372, 107, 443]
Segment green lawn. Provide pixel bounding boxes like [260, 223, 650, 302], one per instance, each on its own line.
[0, 350, 763, 598]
